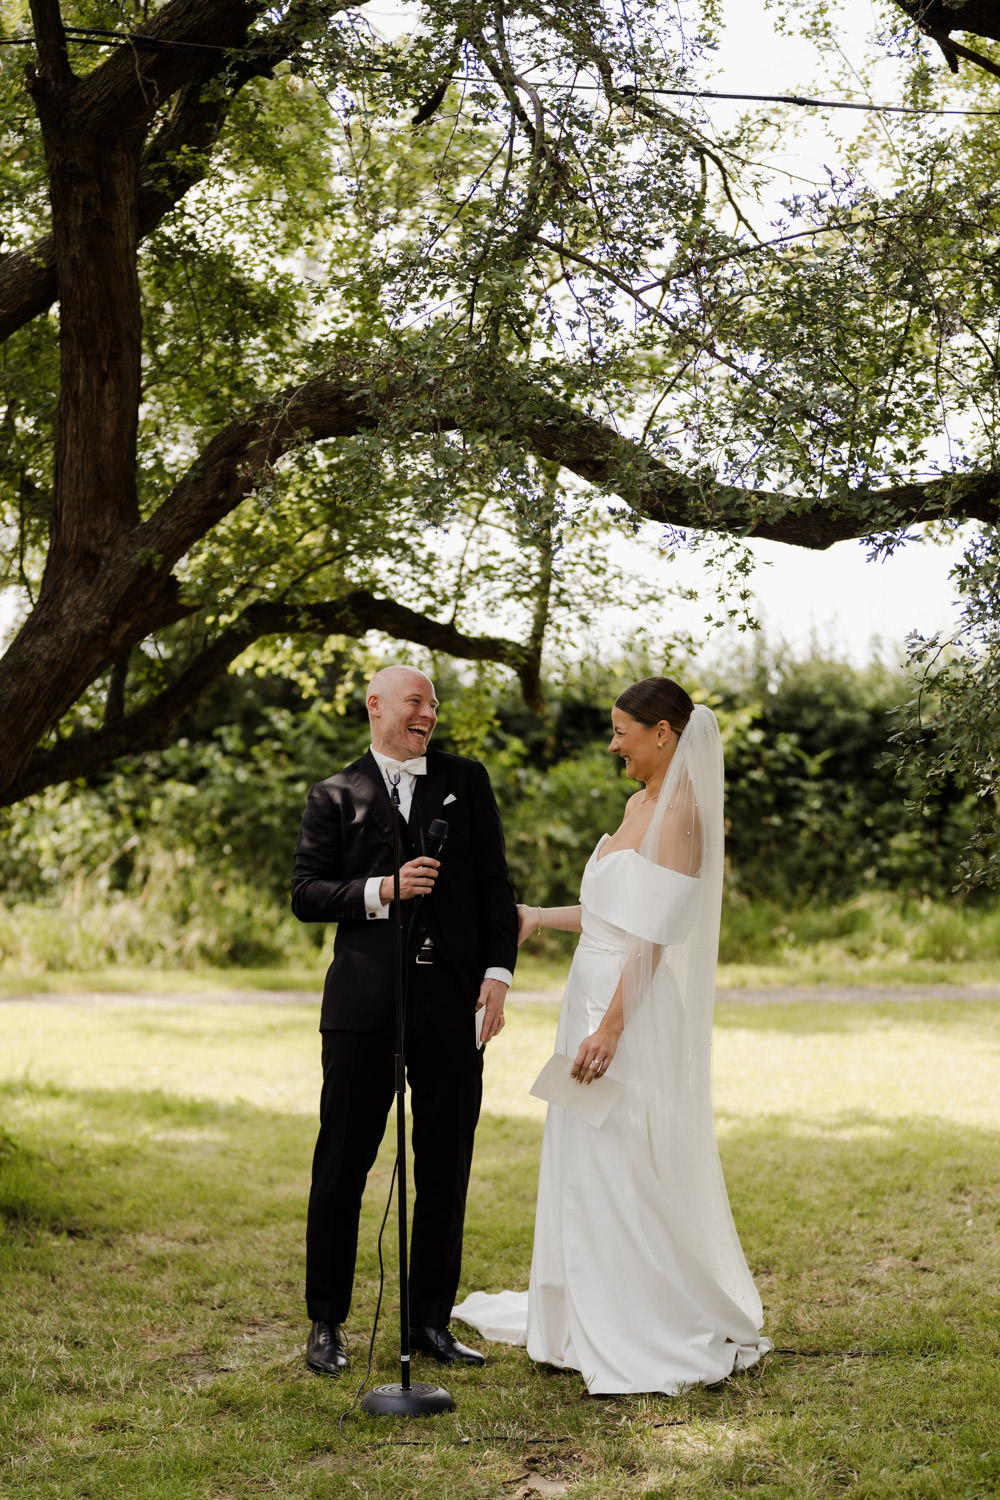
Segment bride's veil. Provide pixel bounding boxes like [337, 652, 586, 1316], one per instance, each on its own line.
[616, 703, 763, 1317]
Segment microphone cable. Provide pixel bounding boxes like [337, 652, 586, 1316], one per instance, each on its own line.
[338, 1155, 399, 1433]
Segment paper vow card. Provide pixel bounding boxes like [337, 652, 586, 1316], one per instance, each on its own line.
[529, 1053, 624, 1127]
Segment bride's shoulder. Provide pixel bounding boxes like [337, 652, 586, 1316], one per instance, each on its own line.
[622, 789, 644, 818]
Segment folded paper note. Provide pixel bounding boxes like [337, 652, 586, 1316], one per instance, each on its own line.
[529, 1053, 624, 1127]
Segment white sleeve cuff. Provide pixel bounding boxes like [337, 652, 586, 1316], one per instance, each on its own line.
[484, 966, 513, 988]
[364, 876, 390, 919]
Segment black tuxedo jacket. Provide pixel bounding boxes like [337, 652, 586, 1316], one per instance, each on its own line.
[291, 749, 518, 1031]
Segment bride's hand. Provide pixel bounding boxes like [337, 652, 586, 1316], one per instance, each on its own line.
[571, 1027, 618, 1085]
[516, 904, 538, 945]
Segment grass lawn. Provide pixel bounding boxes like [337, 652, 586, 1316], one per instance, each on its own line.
[1, 985, 999, 1498]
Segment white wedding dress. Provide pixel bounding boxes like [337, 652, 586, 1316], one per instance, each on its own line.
[455, 712, 771, 1394]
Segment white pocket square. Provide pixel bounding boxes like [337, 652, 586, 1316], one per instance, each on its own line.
[443, 793, 457, 806]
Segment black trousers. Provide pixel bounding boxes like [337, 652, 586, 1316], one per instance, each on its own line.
[305, 961, 484, 1328]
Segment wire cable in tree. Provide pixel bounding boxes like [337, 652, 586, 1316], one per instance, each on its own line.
[1, 28, 999, 116]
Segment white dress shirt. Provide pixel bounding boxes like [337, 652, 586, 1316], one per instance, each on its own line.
[364, 747, 424, 918]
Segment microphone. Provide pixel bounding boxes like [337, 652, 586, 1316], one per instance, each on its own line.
[412, 819, 448, 965]
[426, 818, 449, 860]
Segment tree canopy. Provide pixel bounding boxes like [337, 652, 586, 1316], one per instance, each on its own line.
[3, 0, 1000, 825]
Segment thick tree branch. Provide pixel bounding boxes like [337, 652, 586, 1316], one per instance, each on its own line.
[927, 27, 1000, 77]
[0, 235, 60, 346]
[3, 590, 542, 804]
[139, 368, 1000, 574]
[506, 403, 1000, 545]
[892, 2, 1000, 46]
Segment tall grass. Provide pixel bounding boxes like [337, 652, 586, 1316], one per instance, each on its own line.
[0, 872, 324, 975]
[719, 890, 1000, 985]
[7, 879, 1000, 993]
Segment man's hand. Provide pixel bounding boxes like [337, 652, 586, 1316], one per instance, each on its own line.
[378, 857, 439, 904]
[475, 977, 508, 1044]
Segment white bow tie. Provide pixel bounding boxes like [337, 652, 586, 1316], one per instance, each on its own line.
[380, 756, 427, 778]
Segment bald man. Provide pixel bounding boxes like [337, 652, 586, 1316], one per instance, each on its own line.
[291, 666, 518, 1374]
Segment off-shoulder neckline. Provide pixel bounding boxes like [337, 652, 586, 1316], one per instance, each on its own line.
[592, 835, 700, 884]
[595, 833, 641, 863]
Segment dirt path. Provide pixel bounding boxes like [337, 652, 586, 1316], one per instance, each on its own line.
[719, 983, 1000, 1004]
[3, 983, 1000, 1006]
[521, 984, 1000, 1005]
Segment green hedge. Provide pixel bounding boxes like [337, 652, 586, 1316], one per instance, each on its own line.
[0, 650, 980, 957]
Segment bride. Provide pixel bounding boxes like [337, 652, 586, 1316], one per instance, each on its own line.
[455, 677, 771, 1395]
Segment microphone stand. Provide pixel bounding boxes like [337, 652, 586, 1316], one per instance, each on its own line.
[361, 776, 454, 1417]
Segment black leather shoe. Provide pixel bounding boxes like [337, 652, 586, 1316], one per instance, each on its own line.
[306, 1320, 348, 1375]
[409, 1324, 485, 1366]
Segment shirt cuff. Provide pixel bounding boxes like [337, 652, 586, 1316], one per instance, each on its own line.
[364, 876, 389, 920]
[483, 967, 513, 988]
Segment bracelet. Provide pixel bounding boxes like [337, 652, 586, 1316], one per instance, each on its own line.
[536, 906, 542, 934]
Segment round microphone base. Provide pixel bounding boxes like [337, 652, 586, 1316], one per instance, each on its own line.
[360, 1381, 455, 1417]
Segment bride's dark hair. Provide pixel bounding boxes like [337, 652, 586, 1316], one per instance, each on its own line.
[615, 676, 694, 734]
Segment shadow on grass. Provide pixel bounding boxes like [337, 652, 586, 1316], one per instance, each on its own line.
[0, 1078, 311, 1259]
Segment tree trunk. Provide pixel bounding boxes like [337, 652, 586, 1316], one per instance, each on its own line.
[1, 15, 154, 794]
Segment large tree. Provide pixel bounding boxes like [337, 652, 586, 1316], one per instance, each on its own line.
[3, 0, 1000, 818]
